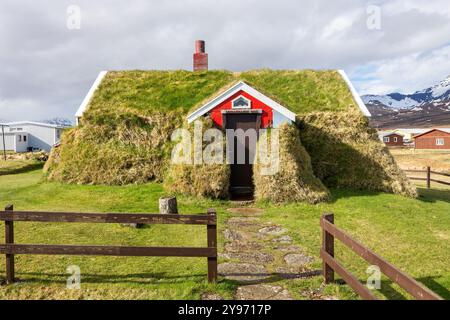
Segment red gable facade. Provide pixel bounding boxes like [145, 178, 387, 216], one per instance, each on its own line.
[187, 81, 297, 128]
[209, 90, 273, 128]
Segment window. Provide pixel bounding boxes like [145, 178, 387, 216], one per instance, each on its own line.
[232, 95, 251, 109]
[436, 138, 445, 146]
[18, 135, 22, 142]
[384, 137, 390, 143]
[393, 137, 398, 142]
[23, 135, 27, 142]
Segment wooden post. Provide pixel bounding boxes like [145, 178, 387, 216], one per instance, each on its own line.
[4, 204, 14, 284]
[427, 166, 431, 189]
[322, 213, 334, 284]
[206, 208, 217, 283]
[159, 197, 178, 214]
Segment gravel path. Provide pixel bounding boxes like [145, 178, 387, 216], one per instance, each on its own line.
[218, 207, 323, 300]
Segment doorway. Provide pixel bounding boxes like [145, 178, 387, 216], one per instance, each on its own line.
[224, 112, 261, 199]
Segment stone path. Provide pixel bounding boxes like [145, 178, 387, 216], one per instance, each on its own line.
[218, 207, 324, 300]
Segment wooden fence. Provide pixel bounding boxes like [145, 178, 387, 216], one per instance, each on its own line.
[0, 205, 217, 284]
[405, 166, 450, 188]
[320, 213, 442, 300]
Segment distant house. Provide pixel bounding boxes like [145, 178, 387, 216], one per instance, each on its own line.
[383, 133, 404, 146]
[377, 128, 450, 143]
[0, 121, 67, 152]
[413, 129, 450, 150]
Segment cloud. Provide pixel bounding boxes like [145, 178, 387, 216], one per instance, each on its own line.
[352, 44, 450, 95]
[0, 0, 449, 120]
[0, 98, 44, 121]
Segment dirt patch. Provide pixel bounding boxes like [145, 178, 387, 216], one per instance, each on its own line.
[220, 252, 275, 265]
[201, 293, 224, 300]
[227, 217, 261, 228]
[300, 288, 338, 300]
[223, 229, 246, 242]
[272, 235, 293, 244]
[235, 284, 293, 300]
[276, 267, 322, 279]
[390, 149, 450, 172]
[434, 230, 450, 240]
[227, 208, 264, 216]
[258, 226, 288, 236]
[224, 241, 264, 253]
[218, 263, 270, 283]
[273, 245, 302, 252]
[284, 253, 314, 266]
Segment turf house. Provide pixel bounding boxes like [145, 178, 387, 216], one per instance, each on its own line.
[44, 41, 417, 203]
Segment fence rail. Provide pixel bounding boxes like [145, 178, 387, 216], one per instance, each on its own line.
[320, 213, 442, 300]
[405, 166, 450, 188]
[0, 205, 218, 284]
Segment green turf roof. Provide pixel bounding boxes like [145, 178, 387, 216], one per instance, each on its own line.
[84, 69, 359, 120]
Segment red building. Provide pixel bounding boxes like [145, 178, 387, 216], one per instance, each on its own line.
[187, 79, 297, 197]
[188, 81, 296, 129]
[383, 133, 404, 146]
[414, 129, 450, 149]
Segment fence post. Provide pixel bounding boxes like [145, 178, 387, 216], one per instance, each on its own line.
[427, 166, 431, 189]
[206, 208, 217, 283]
[322, 213, 335, 284]
[4, 204, 14, 284]
[1, 124, 7, 161]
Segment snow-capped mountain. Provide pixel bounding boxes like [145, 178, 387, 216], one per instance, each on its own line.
[40, 117, 73, 127]
[362, 75, 450, 110]
[364, 76, 450, 128]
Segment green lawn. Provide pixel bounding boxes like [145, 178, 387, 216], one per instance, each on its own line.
[0, 169, 449, 300]
[0, 160, 43, 176]
[260, 187, 450, 300]
[0, 169, 236, 299]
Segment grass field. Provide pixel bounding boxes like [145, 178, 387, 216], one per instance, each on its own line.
[390, 148, 450, 172]
[0, 168, 450, 300]
[390, 148, 450, 190]
[260, 187, 450, 299]
[0, 160, 43, 176]
[0, 169, 236, 299]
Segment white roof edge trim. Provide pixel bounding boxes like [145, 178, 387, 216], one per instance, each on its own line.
[75, 71, 108, 117]
[338, 70, 371, 117]
[3, 121, 64, 128]
[187, 81, 297, 124]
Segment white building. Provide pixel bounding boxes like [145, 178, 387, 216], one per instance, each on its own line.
[0, 121, 67, 152]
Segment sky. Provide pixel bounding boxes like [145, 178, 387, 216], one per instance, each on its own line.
[1, 0, 450, 121]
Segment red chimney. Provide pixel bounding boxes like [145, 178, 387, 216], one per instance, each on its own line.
[193, 40, 208, 71]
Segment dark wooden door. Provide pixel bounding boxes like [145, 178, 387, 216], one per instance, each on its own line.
[224, 113, 260, 197]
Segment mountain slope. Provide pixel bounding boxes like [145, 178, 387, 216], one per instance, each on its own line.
[363, 76, 450, 128]
[40, 118, 73, 127]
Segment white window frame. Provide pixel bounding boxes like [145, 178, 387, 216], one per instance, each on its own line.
[231, 95, 251, 109]
[436, 138, 445, 146]
[384, 137, 390, 143]
[393, 137, 398, 142]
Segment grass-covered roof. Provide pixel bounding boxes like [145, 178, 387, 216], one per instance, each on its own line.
[46, 69, 415, 198]
[84, 69, 359, 119]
